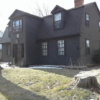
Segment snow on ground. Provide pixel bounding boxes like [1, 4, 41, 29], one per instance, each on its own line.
[0, 62, 62, 69]
[28, 65, 62, 69]
[0, 62, 11, 69]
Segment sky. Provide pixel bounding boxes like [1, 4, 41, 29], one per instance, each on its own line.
[0, 0, 100, 32]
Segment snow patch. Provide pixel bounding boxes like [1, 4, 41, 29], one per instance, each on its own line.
[29, 65, 62, 69]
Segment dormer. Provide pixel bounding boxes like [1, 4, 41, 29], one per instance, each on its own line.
[51, 5, 67, 30]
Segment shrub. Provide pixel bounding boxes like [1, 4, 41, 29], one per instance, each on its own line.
[92, 51, 100, 64]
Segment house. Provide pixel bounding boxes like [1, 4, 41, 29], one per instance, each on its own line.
[1, 0, 100, 66]
[0, 30, 3, 50]
[0, 31, 3, 59]
[0, 27, 11, 61]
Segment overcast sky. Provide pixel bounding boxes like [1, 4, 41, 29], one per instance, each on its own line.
[0, 0, 100, 32]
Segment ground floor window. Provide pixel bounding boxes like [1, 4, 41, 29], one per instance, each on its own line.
[13, 44, 16, 57]
[57, 40, 65, 55]
[21, 44, 24, 58]
[7, 45, 11, 56]
[42, 42, 48, 56]
[86, 39, 90, 55]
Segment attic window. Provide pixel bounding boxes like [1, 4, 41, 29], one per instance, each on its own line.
[85, 13, 89, 26]
[54, 12, 62, 29]
[13, 20, 22, 32]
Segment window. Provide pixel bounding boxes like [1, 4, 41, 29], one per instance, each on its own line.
[85, 13, 89, 26]
[86, 40, 90, 55]
[7, 45, 11, 56]
[54, 13, 62, 29]
[8, 27, 11, 37]
[99, 41, 100, 50]
[58, 40, 65, 55]
[99, 22, 100, 31]
[13, 20, 22, 32]
[21, 44, 24, 58]
[42, 42, 48, 56]
[13, 44, 17, 57]
[17, 34, 19, 38]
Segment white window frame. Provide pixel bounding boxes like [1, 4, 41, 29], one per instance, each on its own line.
[42, 42, 48, 56]
[58, 40, 65, 55]
[13, 20, 22, 32]
[54, 12, 62, 29]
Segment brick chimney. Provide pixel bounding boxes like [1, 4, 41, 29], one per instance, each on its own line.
[74, 0, 84, 8]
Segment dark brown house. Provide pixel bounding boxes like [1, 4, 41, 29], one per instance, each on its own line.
[1, 0, 100, 66]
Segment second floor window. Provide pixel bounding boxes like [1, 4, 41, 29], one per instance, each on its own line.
[13, 20, 22, 32]
[86, 40, 90, 55]
[54, 12, 62, 29]
[85, 13, 89, 26]
[42, 42, 48, 56]
[58, 40, 65, 55]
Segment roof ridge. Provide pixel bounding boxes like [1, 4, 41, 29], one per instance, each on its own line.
[9, 9, 43, 20]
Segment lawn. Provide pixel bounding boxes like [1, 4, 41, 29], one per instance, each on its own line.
[0, 68, 99, 100]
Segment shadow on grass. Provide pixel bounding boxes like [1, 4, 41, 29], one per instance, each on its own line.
[0, 68, 49, 100]
[33, 68, 81, 78]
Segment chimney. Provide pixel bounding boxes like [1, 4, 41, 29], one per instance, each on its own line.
[74, 0, 84, 8]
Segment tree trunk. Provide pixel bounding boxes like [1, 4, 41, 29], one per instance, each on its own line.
[74, 70, 100, 89]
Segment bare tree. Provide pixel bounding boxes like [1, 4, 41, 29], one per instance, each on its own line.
[29, 2, 51, 17]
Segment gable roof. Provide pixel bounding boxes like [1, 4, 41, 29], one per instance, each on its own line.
[9, 9, 43, 20]
[51, 5, 67, 14]
[0, 27, 11, 44]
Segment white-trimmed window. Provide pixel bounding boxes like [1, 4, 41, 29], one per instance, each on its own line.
[13, 20, 22, 32]
[58, 40, 65, 55]
[42, 42, 48, 56]
[54, 13, 62, 29]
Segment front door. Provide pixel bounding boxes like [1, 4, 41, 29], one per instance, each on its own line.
[13, 44, 22, 65]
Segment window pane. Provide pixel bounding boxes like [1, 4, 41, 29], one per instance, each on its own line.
[16, 26, 19, 32]
[13, 22, 16, 26]
[86, 40, 90, 47]
[20, 20, 22, 25]
[86, 40, 90, 55]
[16, 20, 19, 26]
[13, 20, 22, 32]
[58, 40, 65, 55]
[54, 13, 61, 21]
[86, 14, 89, 21]
[55, 21, 61, 28]
[42, 42, 47, 56]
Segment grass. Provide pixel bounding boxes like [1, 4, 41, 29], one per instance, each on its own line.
[0, 68, 97, 100]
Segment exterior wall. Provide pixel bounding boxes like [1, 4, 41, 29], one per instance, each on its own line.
[2, 44, 11, 62]
[37, 36, 80, 65]
[38, 7, 84, 39]
[25, 16, 42, 65]
[80, 4, 100, 64]
[7, 3, 100, 66]
[10, 16, 26, 65]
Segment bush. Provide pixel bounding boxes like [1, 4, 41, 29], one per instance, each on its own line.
[92, 51, 100, 64]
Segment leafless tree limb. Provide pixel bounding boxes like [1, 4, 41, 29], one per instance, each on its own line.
[29, 2, 50, 17]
